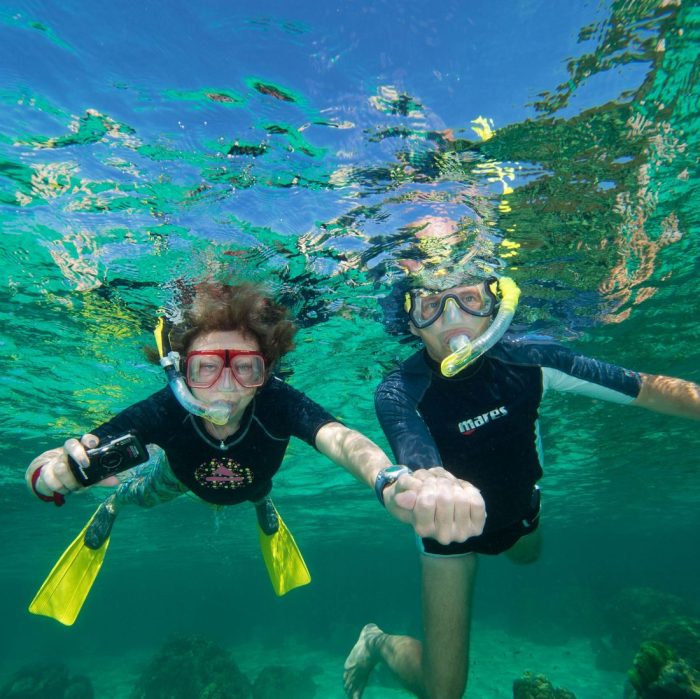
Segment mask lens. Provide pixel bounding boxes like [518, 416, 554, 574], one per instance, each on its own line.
[230, 353, 265, 387]
[454, 285, 493, 314]
[410, 283, 494, 327]
[187, 352, 225, 388]
[417, 294, 444, 323]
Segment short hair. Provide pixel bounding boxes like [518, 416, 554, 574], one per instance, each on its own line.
[167, 282, 296, 369]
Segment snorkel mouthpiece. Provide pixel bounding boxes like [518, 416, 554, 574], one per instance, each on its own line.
[440, 277, 521, 377]
[160, 353, 232, 425]
[448, 334, 471, 353]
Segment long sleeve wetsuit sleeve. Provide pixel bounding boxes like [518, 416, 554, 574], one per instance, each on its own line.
[539, 346, 642, 404]
[375, 375, 443, 469]
[90, 389, 189, 508]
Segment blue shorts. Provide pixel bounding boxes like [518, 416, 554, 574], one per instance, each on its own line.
[419, 486, 541, 557]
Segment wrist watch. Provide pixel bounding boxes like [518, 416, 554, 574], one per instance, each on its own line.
[374, 465, 412, 506]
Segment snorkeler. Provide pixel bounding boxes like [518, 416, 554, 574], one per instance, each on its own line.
[343, 258, 700, 699]
[26, 281, 482, 625]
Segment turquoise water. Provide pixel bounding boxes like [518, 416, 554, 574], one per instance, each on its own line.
[1, 1, 698, 697]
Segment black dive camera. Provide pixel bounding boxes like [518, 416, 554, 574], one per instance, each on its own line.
[68, 432, 149, 486]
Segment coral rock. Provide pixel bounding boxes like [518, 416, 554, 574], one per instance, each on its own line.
[131, 635, 251, 699]
[513, 671, 577, 699]
[0, 663, 93, 699]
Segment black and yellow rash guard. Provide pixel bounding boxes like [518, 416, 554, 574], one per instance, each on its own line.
[92, 376, 336, 506]
[375, 334, 643, 555]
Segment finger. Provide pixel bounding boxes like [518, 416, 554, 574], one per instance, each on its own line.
[32, 466, 58, 497]
[28, 447, 82, 496]
[386, 469, 423, 503]
[64, 437, 89, 469]
[467, 489, 487, 537]
[40, 458, 74, 494]
[425, 466, 457, 482]
[391, 489, 418, 516]
[452, 487, 473, 542]
[411, 479, 439, 538]
[392, 470, 418, 494]
[80, 433, 100, 449]
[404, 468, 435, 483]
[26, 451, 52, 493]
[97, 476, 120, 487]
[450, 483, 485, 541]
[433, 481, 456, 545]
[48, 444, 83, 491]
[384, 476, 418, 523]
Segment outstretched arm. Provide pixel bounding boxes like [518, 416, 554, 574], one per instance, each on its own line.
[314, 422, 485, 545]
[533, 344, 699, 422]
[633, 373, 700, 420]
[314, 421, 392, 488]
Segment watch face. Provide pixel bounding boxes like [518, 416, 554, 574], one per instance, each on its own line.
[375, 466, 412, 505]
[378, 466, 410, 488]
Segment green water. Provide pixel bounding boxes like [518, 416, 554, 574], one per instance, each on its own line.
[1, 1, 699, 697]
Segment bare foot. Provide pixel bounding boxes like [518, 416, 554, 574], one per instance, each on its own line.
[343, 623, 384, 698]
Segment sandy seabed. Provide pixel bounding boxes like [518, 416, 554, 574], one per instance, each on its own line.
[81, 625, 626, 699]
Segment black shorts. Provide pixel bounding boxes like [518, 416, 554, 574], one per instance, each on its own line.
[419, 486, 541, 557]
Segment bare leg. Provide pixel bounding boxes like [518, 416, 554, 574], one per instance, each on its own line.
[343, 553, 478, 699]
[421, 553, 477, 699]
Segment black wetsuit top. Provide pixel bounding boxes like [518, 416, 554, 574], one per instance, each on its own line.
[92, 376, 336, 505]
[375, 334, 643, 554]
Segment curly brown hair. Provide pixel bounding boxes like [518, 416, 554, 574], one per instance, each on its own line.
[165, 282, 297, 370]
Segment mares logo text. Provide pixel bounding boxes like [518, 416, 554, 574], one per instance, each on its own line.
[458, 406, 508, 435]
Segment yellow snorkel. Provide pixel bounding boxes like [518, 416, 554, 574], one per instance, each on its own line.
[154, 317, 232, 426]
[440, 277, 521, 377]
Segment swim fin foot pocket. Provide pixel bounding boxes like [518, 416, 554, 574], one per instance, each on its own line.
[254, 496, 279, 535]
[84, 499, 117, 551]
[84, 497, 118, 550]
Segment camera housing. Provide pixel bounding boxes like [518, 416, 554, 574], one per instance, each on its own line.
[68, 432, 149, 486]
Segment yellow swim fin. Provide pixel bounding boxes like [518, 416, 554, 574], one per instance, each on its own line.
[28, 511, 110, 626]
[258, 508, 310, 596]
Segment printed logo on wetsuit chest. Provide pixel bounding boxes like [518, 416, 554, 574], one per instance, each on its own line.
[458, 406, 508, 435]
[195, 457, 254, 490]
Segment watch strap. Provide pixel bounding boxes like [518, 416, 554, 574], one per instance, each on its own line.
[374, 466, 412, 506]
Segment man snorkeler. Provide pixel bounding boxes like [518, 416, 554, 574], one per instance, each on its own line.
[344, 258, 700, 699]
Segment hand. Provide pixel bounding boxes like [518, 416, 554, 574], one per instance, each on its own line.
[25, 434, 118, 499]
[384, 466, 486, 545]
